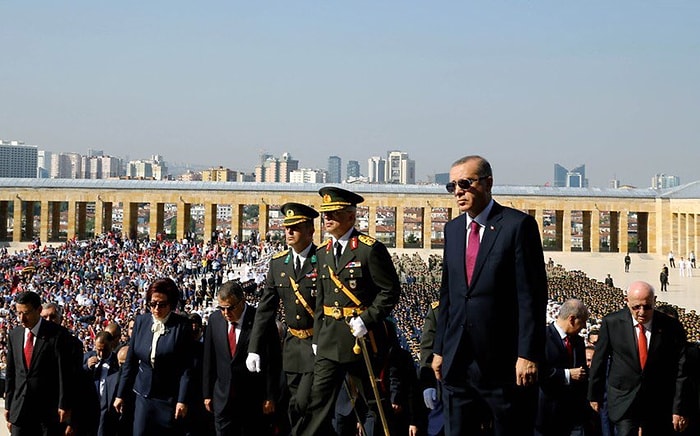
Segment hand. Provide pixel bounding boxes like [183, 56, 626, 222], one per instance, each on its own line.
[515, 357, 538, 386]
[349, 316, 367, 338]
[409, 424, 418, 436]
[113, 398, 124, 414]
[5, 409, 10, 432]
[87, 355, 99, 369]
[432, 354, 443, 382]
[423, 387, 438, 409]
[263, 400, 275, 415]
[58, 408, 71, 423]
[673, 414, 688, 432]
[589, 401, 600, 413]
[391, 403, 402, 413]
[246, 353, 261, 373]
[204, 398, 213, 413]
[312, 344, 317, 355]
[569, 367, 588, 382]
[174, 403, 188, 419]
[64, 425, 75, 436]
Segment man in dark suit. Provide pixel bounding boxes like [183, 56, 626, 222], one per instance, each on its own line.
[100, 345, 131, 436]
[203, 280, 280, 435]
[588, 280, 690, 435]
[247, 202, 319, 434]
[5, 291, 73, 436]
[536, 299, 590, 436]
[84, 331, 120, 436]
[432, 155, 547, 436]
[300, 186, 401, 435]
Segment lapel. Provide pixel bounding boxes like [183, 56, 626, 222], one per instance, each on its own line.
[234, 306, 255, 360]
[335, 230, 360, 273]
[468, 202, 504, 291]
[28, 320, 51, 370]
[299, 244, 318, 279]
[647, 312, 663, 364]
[616, 312, 642, 371]
[548, 323, 567, 358]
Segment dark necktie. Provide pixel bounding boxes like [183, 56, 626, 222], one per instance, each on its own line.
[466, 220, 481, 285]
[564, 336, 574, 365]
[295, 256, 301, 275]
[637, 323, 647, 370]
[24, 330, 34, 369]
[228, 322, 237, 358]
[335, 242, 343, 268]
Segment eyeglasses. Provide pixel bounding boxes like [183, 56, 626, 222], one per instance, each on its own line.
[630, 304, 653, 311]
[218, 300, 243, 312]
[446, 176, 489, 193]
[149, 301, 169, 309]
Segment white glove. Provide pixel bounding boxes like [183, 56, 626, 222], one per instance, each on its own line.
[246, 353, 261, 373]
[312, 344, 317, 355]
[423, 388, 437, 409]
[349, 316, 367, 338]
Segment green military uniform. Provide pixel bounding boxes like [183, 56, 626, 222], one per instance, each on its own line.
[419, 301, 439, 389]
[301, 187, 401, 436]
[249, 202, 319, 433]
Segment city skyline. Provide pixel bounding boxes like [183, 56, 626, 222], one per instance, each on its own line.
[2, 2, 698, 187]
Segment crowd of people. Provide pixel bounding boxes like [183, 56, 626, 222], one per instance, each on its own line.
[3, 227, 700, 434]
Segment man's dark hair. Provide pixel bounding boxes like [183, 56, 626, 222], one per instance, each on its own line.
[15, 291, 41, 309]
[218, 280, 245, 301]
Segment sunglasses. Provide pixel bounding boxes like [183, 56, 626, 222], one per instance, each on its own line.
[446, 176, 489, 193]
[630, 304, 653, 311]
[218, 300, 243, 312]
[149, 301, 169, 309]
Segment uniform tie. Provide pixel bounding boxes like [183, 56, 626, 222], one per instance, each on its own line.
[228, 322, 237, 358]
[466, 220, 481, 285]
[637, 323, 647, 370]
[335, 242, 343, 268]
[24, 330, 34, 369]
[295, 255, 301, 275]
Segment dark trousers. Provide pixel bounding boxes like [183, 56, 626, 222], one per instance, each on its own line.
[442, 381, 537, 436]
[133, 394, 183, 436]
[300, 357, 388, 436]
[287, 371, 313, 434]
[10, 421, 61, 436]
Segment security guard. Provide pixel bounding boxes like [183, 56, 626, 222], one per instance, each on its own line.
[300, 187, 401, 436]
[247, 202, 320, 434]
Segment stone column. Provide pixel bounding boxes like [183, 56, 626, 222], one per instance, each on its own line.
[67, 200, 77, 241]
[40, 200, 50, 244]
[609, 212, 619, 252]
[534, 209, 545, 246]
[123, 202, 138, 240]
[95, 201, 104, 236]
[24, 201, 35, 241]
[591, 210, 600, 252]
[203, 203, 217, 244]
[679, 213, 687, 258]
[619, 212, 629, 254]
[554, 210, 564, 251]
[582, 211, 591, 252]
[562, 209, 572, 252]
[51, 202, 61, 240]
[637, 212, 648, 253]
[0, 201, 8, 240]
[77, 202, 87, 240]
[12, 199, 22, 242]
[368, 206, 377, 237]
[176, 203, 191, 241]
[395, 207, 404, 249]
[423, 207, 431, 250]
[231, 204, 241, 243]
[258, 203, 269, 242]
[150, 202, 165, 240]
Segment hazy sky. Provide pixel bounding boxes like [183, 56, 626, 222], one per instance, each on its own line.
[2, 2, 698, 187]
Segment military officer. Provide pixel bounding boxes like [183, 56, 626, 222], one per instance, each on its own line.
[299, 187, 401, 436]
[247, 202, 320, 434]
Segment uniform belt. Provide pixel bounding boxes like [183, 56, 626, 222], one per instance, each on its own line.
[323, 305, 364, 320]
[288, 327, 313, 339]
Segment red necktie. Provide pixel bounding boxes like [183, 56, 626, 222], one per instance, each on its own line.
[228, 322, 237, 358]
[637, 323, 647, 370]
[564, 336, 573, 365]
[24, 330, 34, 369]
[466, 220, 481, 285]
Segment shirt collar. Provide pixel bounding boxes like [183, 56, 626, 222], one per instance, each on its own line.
[292, 242, 313, 260]
[552, 321, 568, 340]
[466, 199, 495, 228]
[333, 227, 355, 246]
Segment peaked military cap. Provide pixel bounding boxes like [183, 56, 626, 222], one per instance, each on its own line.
[318, 187, 364, 212]
[281, 202, 319, 226]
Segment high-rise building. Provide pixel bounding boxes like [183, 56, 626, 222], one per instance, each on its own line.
[202, 167, 237, 182]
[127, 156, 167, 180]
[327, 156, 342, 183]
[386, 151, 415, 184]
[279, 153, 299, 183]
[651, 174, 680, 189]
[553, 163, 587, 188]
[347, 160, 360, 179]
[290, 168, 326, 183]
[368, 156, 386, 183]
[37, 150, 53, 178]
[0, 140, 38, 178]
[254, 152, 298, 182]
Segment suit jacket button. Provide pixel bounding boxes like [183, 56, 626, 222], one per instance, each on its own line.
[296, 315, 301, 320]
[295, 299, 300, 304]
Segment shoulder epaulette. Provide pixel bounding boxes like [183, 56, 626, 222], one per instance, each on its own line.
[358, 234, 376, 246]
[430, 301, 440, 310]
[272, 249, 289, 259]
